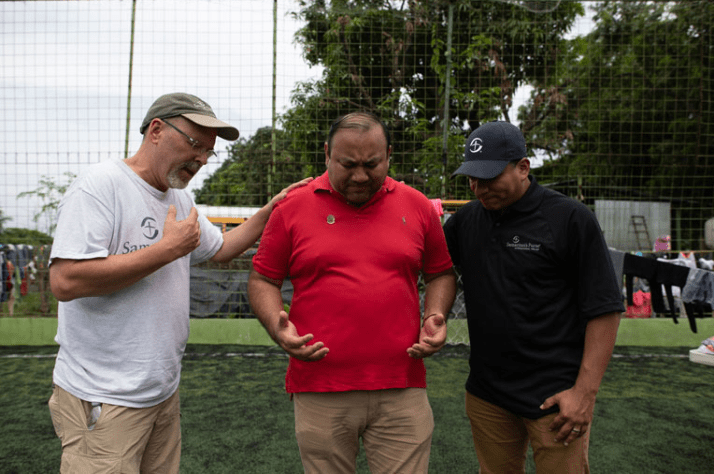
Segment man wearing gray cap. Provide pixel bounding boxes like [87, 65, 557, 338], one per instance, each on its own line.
[443, 121, 624, 472]
[47, 92, 309, 473]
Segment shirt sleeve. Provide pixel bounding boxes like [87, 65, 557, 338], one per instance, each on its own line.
[422, 201, 454, 275]
[571, 205, 626, 319]
[190, 213, 224, 265]
[251, 204, 292, 281]
[50, 180, 114, 264]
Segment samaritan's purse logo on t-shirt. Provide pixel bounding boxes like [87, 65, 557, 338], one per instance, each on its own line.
[506, 235, 541, 251]
[141, 217, 159, 240]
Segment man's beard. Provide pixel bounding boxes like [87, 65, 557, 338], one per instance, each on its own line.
[167, 161, 201, 189]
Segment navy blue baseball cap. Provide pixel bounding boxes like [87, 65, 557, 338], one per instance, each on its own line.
[451, 121, 526, 179]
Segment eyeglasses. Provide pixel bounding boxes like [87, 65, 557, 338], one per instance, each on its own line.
[161, 119, 216, 159]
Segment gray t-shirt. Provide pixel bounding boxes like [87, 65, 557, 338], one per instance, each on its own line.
[50, 160, 223, 408]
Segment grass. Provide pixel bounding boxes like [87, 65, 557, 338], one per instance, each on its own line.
[0, 344, 712, 473]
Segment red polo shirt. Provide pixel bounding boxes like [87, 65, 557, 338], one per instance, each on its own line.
[253, 172, 453, 393]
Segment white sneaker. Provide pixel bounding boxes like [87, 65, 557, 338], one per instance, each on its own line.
[689, 337, 714, 366]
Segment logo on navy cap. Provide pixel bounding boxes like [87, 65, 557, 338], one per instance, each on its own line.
[469, 137, 483, 154]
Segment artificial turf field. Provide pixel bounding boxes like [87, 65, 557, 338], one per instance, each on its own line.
[1, 342, 712, 473]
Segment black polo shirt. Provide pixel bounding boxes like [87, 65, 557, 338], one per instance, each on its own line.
[443, 176, 625, 418]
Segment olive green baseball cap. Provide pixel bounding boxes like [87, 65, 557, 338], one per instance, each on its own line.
[140, 92, 239, 141]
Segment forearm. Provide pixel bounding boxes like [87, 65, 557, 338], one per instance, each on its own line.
[212, 178, 313, 263]
[211, 205, 273, 263]
[247, 270, 285, 341]
[574, 312, 621, 395]
[50, 241, 181, 301]
[422, 269, 456, 322]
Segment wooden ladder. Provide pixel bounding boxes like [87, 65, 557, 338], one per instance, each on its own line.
[630, 215, 651, 251]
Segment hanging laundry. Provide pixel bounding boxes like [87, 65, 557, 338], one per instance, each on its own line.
[609, 248, 625, 285]
[656, 257, 696, 331]
[0, 251, 10, 303]
[619, 249, 713, 333]
[682, 268, 714, 309]
[625, 290, 652, 318]
[623, 253, 667, 315]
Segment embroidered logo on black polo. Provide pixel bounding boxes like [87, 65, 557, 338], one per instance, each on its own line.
[506, 235, 541, 251]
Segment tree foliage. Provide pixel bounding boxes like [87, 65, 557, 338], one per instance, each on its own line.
[16, 172, 76, 236]
[0, 209, 11, 235]
[0, 227, 53, 246]
[197, 0, 581, 202]
[282, 0, 581, 199]
[194, 0, 712, 249]
[523, 0, 714, 247]
[193, 127, 305, 206]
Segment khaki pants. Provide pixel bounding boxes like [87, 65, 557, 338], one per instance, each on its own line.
[294, 388, 434, 474]
[48, 384, 181, 474]
[466, 392, 590, 474]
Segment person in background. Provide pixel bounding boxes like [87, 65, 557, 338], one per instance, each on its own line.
[1, 248, 16, 317]
[248, 111, 456, 473]
[443, 120, 624, 473]
[48, 92, 310, 473]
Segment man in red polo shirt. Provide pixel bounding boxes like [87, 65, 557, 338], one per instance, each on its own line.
[248, 111, 456, 473]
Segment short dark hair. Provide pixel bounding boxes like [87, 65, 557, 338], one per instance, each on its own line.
[326, 112, 391, 156]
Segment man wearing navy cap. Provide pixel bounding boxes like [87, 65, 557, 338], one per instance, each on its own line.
[444, 121, 624, 473]
[47, 92, 309, 473]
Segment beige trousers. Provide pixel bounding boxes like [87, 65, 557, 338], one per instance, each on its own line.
[48, 384, 181, 474]
[294, 388, 434, 474]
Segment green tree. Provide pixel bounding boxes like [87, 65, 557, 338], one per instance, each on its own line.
[193, 127, 305, 206]
[16, 172, 76, 236]
[522, 0, 714, 247]
[0, 209, 11, 235]
[281, 0, 582, 199]
[0, 227, 53, 246]
[196, 1, 581, 202]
